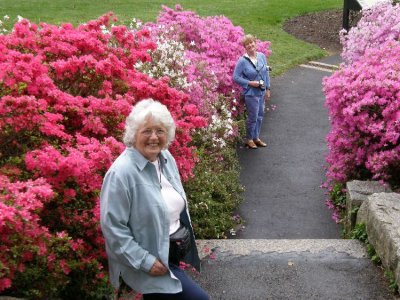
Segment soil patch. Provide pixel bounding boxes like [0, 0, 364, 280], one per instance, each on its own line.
[283, 9, 344, 54]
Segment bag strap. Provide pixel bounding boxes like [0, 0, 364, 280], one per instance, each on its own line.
[242, 55, 264, 81]
[243, 56, 257, 69]
[243, 55, 266, 70]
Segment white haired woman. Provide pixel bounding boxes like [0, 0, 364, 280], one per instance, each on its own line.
[100, 99, 209, 300]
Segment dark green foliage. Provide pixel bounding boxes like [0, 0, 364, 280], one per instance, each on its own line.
[330, 183, 346, 209]
[184, 146, 244, 239]
[350, 223, 368, 242]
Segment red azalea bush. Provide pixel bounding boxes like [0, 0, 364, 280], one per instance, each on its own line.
[0, 13, 205, 298]
[323, 41, 400, 192]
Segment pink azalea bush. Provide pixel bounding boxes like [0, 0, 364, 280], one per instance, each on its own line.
[340, 1, 400, 64]
[324, 1, 400, 210]
[323, 41, 400, 192]
[324, 2, 400, 224]
[0, 13, 205, 298]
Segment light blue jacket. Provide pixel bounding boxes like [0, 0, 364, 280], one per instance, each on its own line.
[100, 147, 200, 294]
[233, 52, 270, 97]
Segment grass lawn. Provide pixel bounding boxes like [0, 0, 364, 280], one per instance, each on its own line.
[0, 0, 342, 75]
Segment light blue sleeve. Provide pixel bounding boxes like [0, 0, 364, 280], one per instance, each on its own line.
[233, 57, 250, 89]
[100, 170, 156, 273]
[263, 54, 271, 89]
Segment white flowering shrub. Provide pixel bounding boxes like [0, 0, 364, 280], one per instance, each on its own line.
[194, 95, 239, 149]
[0, 15, 11, 34]
[133, 22, 191, 90]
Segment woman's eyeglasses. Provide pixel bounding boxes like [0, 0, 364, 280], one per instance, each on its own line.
[140, 128, 167, 137]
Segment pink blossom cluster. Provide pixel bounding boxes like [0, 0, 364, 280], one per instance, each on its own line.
[323, 41, 400, 190]
[340, 1, 400, 64]
[0, 13, 206, 297]
[0, 176, 47, 291]
[0, 175, 76, 294]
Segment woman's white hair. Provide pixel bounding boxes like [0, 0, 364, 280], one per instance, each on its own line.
[123, 99, 176, 148]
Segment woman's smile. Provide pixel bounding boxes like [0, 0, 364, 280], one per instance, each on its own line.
[135, 118, 168, 161]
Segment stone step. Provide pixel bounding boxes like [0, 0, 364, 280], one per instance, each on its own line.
[193, 239, 399, 300]
[196, 239, 367, 259]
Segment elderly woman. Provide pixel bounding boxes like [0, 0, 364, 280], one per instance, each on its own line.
[100, 99, 209, 300]
[233, 34, 271, 149]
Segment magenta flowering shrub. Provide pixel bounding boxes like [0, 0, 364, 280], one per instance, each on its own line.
[323, 41, 400, 191]
[0, 13, 205, 298]
[325, 1, 400, 223]
[340, 1, 400, 64]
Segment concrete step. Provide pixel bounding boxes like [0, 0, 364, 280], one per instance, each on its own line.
[193, 239, 399, 300]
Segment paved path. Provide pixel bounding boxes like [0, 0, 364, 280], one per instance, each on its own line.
[233, 55, 341, 239]
[195, 239, 397, 300]
[195, 55, 400, 299]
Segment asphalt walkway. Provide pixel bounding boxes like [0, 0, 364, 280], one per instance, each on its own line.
[233, 55, 341, 239]
[194, 55, 399, 300]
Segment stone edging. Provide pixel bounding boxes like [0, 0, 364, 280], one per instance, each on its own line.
[346, 180, 400, 289]
[196, 239, 367, 260]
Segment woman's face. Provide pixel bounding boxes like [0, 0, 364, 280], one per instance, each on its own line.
[134, 117, 168, 162]
[244, 40, 257, 56]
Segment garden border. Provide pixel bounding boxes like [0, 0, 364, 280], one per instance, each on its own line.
[345, 180, 400, 289]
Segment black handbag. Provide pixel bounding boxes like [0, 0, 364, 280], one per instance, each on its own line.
[169, 223, 191, 265]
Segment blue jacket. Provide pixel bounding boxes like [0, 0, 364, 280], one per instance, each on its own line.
[233, 52, 270, 97]
[100, 148, 200, 294]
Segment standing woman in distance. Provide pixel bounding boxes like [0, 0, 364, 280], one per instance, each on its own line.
[233, 34, 271, 149]
[100, 99, 209, 300]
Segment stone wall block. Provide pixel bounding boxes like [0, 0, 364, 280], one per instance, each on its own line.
[346, 180, 391, 231]
[356, 192, 400, 288]
[397, 263, 400, 290]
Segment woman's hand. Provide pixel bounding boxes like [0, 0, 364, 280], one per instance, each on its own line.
[265, 89, 271, 100]
[249, 80, 261, 88]
[149, 259, 168, 276]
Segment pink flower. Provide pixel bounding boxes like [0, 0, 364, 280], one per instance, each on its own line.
[59, 259, 71, 275]
[0, 278, 12, 292]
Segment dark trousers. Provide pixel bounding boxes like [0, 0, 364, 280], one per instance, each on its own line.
[142, 264, 209, 300]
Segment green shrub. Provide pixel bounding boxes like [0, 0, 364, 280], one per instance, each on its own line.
[350, 223, 367, 242]
[384, 270, 399, 293]
[184, 146, 244, 239]
[330, 182, 346, 209]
